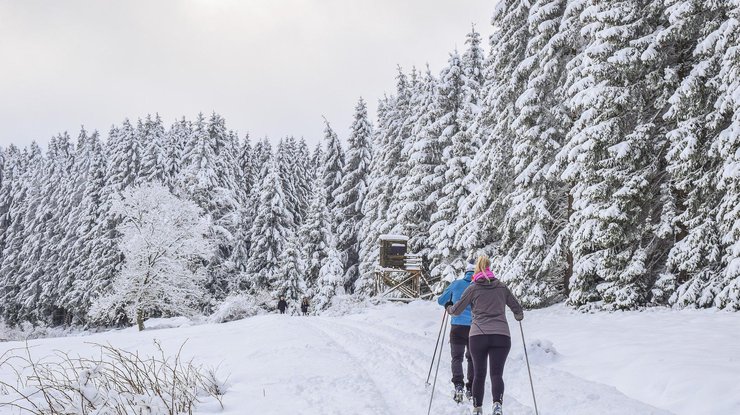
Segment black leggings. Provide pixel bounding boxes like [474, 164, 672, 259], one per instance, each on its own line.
[469, 334, 511, 406]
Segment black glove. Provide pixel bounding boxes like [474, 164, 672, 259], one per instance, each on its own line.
[515, 314, 524, 321]
[444, 300, 454, 308]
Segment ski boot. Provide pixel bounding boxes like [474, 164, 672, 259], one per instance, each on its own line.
[492, 401, 503, 415]
[453, 384, 465, 404]
[472, 407, 483, 415]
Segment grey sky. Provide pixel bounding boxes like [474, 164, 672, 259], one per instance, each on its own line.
[0, 0, 492, 149]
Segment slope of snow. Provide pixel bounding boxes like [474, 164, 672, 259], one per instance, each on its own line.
[1, 301, 737, 415]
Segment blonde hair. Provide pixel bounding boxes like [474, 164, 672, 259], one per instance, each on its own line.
[474, 255, 491, 274]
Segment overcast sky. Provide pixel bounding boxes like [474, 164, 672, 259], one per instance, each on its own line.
[0, 0, 493, 149]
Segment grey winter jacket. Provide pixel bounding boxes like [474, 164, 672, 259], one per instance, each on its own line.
[446, 278, 523, 338]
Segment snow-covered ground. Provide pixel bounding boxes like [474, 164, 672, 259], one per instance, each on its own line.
[1, 301, 737, 415]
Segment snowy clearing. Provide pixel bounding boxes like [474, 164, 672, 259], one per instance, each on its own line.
[1, 301, 737, 415]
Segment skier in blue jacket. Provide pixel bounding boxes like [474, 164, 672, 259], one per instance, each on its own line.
[437, 260, 475, 402]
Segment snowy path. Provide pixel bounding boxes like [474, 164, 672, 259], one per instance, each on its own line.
[1, 301, 737, 414]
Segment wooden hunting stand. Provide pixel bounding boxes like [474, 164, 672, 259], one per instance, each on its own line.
[374, 235, 438, 301]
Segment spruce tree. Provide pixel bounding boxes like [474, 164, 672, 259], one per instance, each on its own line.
[293, 138, 313, 224]
[557, 0, 670, 309]
[106, 120, 142, 193]
[334, 98, 373, 291]
[164, 117, 191, 191]
[357, 71, 411, 294]
[652, 0, 729, 307]
[299, 177, 334, 292]
[712, 1, 740, 309]
[140, 114, 167, 184]
[428, 50, 466, 279]
[314, 238, 345, 311]
[274, 232, 307, 304]
[497, 0, 571, 307]
[457, 0, 533, 260]
[246, 155, 293, 292]
[0, 144, 42, 324]
[320, 119, 345, 209]
[396, 67, 441, 256]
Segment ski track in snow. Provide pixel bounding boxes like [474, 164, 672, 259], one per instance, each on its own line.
[3, 301, 731, 414]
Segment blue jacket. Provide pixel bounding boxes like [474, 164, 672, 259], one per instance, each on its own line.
[437, 271, 473, 326]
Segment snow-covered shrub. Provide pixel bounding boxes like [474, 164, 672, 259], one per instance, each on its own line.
[141, 316, 195, 330]
[512, 339, 561, 365]
[208, 293, 267, 323]
[319, 294, 386, 317]
[0, 340, 224, 414]
[0, 320, 88, 342]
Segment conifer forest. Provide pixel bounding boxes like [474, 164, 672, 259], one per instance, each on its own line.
[2, 0, 740, 328]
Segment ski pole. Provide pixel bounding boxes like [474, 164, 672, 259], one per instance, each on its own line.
[519, 320, 539, 415]
[425, 308, 449, 385]
[427, 312, 449, 415]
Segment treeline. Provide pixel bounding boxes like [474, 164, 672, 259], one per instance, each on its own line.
[356, 0, 740, 311]
[0, 109, 369, 326]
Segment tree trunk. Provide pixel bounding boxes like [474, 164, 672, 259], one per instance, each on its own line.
[136, 309, 145, 331]
[564, 192, 574, 296]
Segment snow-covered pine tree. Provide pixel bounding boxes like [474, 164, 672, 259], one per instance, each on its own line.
[457, 0, 532, 259]
[18, 133, 76, 323]
[89, 183, 212, 329]
[250, 137, 273, 187]
[496, 0, 571, 308]
[357, 71, 411, 294]
[178, 113, 241, 297]
[310, 141, 324, 180]
[334, 98, 373, 291]
[0, 144, 41, 324]
[106, 119, 142, 193]
[385, 67, 417, 231]
[712, 0, 740, 309]
[237, 134, 254, 201]
[59, 130, 109, 324]
[651, 0, 729, 307]
[232, 133, 254, 280]
[293, 138, 313, 225]
[246, 155, 293, 293]
[357, 98, 390, 296]
[164, 117, 191, 190]
[70, 125, 127, 325]
[299, 176, 334, 293]
[53, 128, 95, 324]
[443, 28, 486, 271]
[557, 0, 670, 310]
[0, 145, 18, 261]
[140, 114, 167, 184]
[320, 119, 345, 210]
[277, 136, 300, 226]
[428, 50, 467, 280]
[274, 231, 307, 305]
[234, 137, 274, 285]
[314, 236, 345, 311]
[396, 66, 441, 257]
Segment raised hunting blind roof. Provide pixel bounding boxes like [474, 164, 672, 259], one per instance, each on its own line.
[379, 234, 409, 241]
[378, 234, 409, 269]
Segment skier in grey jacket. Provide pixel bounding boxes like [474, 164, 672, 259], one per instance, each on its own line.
[445, 255, 523, 415]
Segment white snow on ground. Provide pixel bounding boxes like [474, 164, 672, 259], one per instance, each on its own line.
[1, 301, 738, 415]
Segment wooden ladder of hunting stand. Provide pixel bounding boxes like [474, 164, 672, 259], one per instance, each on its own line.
[374, 235, 439, 301]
